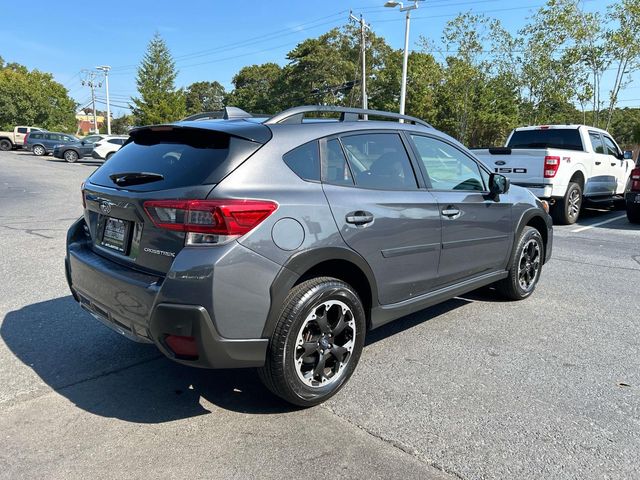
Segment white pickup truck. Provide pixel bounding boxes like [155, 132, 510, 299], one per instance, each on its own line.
[473, 125, 635, 224]
[0, 126, 44, 151]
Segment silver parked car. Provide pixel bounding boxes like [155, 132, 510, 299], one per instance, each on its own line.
[65, 106, 553, 406]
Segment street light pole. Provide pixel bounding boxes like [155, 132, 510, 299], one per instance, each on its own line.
[96, 65, 111, 135]
[384, 0, 422, 116]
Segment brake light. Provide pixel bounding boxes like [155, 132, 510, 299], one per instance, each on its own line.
[631, 167, 640, 192]
[81, 182, 86, 208]
[165, 335, 198, 359]
[544, 156, 560, 178]
[144, 199, 278, 245]
[23, 133, 29, 144]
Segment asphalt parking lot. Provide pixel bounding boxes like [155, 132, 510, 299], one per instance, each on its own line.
[1, 149, 639, 479]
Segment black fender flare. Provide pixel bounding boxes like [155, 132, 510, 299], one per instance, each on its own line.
[260, 247, 379, 338]
[514, 206, 553, 264]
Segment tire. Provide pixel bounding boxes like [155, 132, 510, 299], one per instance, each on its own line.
[552, 182, 582, 225]
[0, 139, 12, 151]
[628, 205, 640, 224]
[32, 145, 45, 156]
[105, 152, 114, 160]
[615, 177, 632, 210]
[258, 277, 366, 407]
[64, 150, 79, 163]
[496, 226, 544, 301]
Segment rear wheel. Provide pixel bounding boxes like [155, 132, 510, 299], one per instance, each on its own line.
[552, 182, 582, 225]
[0, 139, 12, 151]
[258, 277, 366, 407]
[64, 150, 79, 163]
[105, 152, 114, 160]
[32, 145, 45, 156]
[496, 226, 544, 300]
[628, 204, 640, 224]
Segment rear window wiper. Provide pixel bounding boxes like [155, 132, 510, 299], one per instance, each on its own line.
[109, 172, 164, 186]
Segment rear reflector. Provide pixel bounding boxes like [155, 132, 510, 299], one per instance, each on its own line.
[144, 199, 278, 245]
[544, 156, 560, 178]
[165, 335, 198, 359]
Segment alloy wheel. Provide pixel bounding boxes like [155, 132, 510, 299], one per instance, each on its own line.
[294, 300, 356, 388]
[517, 239, 541, 292]
[567, 188, 581, 220]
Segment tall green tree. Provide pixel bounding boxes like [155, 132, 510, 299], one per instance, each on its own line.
[227, 63, 285, 113]
[185, 81, 226, 114]
[0, 61, 76, 132]
[130, 34, 185, 125]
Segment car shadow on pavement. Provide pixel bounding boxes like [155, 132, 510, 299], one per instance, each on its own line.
[3, 295, 477, 422]
[2, 296, 298, 423]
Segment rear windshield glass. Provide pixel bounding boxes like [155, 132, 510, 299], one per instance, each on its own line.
[507, 129, 583, 151]
[89, 128, 261, 191]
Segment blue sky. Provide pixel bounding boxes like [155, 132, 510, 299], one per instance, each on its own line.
[2, 0, 636, 117]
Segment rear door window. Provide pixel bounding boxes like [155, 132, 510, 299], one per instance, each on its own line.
[508, 129, 583, 151]
[31, 133, 42, 140]
[17, 127, 27, 134]
[340, 133, 417, 190]
[89, 127, 262, 192]
[323, 139, 354, 186]
[589, 131, 605, 154]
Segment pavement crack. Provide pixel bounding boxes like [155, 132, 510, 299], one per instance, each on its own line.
[53, 355, 164, 393]
[322, 404, 466, 480]
[552, 256, 640, 272]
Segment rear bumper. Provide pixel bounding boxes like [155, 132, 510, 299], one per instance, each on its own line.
[65, 218, 269, 369]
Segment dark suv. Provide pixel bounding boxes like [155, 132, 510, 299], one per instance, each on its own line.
[65, 106, 553, 406]
[25, 131, 77, 156]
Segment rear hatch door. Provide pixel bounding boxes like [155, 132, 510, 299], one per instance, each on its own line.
[83, 123, 270, 274]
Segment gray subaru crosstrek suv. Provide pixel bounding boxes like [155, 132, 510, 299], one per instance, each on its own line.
[65, 105, 552, 406]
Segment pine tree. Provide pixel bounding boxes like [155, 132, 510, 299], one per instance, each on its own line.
[130, 33, 185, 125]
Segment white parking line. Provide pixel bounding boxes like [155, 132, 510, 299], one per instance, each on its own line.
[571, 214, 627, 233]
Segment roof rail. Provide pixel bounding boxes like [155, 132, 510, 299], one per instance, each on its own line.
[182, 106, 254, 122]
[263, 105, 431, 128]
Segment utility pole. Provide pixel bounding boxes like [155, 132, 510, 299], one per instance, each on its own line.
[349, 11, 371, 111]
[96, 65, 111, 135]
[81, 70, 102, 134]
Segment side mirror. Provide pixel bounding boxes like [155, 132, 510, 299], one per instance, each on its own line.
[624, 150, 634, 160]
[489, 173, 510, 198]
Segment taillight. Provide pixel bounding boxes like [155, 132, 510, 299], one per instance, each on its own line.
[631, 167, 640, 192]
[23, 133, 29, 144]
[544, 156, 560, 178]
[143, 199, 278, 245]
[81, 181, 86, 208]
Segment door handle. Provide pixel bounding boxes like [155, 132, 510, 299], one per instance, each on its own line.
[611, 162, 616, 166]
[441, 206, 461, 218]
[345, 211, 374, 225]
[595, 161, 602, 165]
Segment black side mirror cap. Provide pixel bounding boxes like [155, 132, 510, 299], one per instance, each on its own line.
[489, 173, 510, 198]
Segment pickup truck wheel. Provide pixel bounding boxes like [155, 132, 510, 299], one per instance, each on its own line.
[496, 226, 544, 300]
[552, 182, 582, 225]
[0, 139, 12, 151]
[258, 277, 366, 407]
[64, 150, 79, 163]
[628, 206, 640, 224]
[32, 145, 45, 156]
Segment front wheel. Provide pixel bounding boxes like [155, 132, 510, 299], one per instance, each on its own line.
[0, 139, 12, 151]
[258, 277, 366, 407]
[496, 226, 544, 300]
[64, 150, 79, 163]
